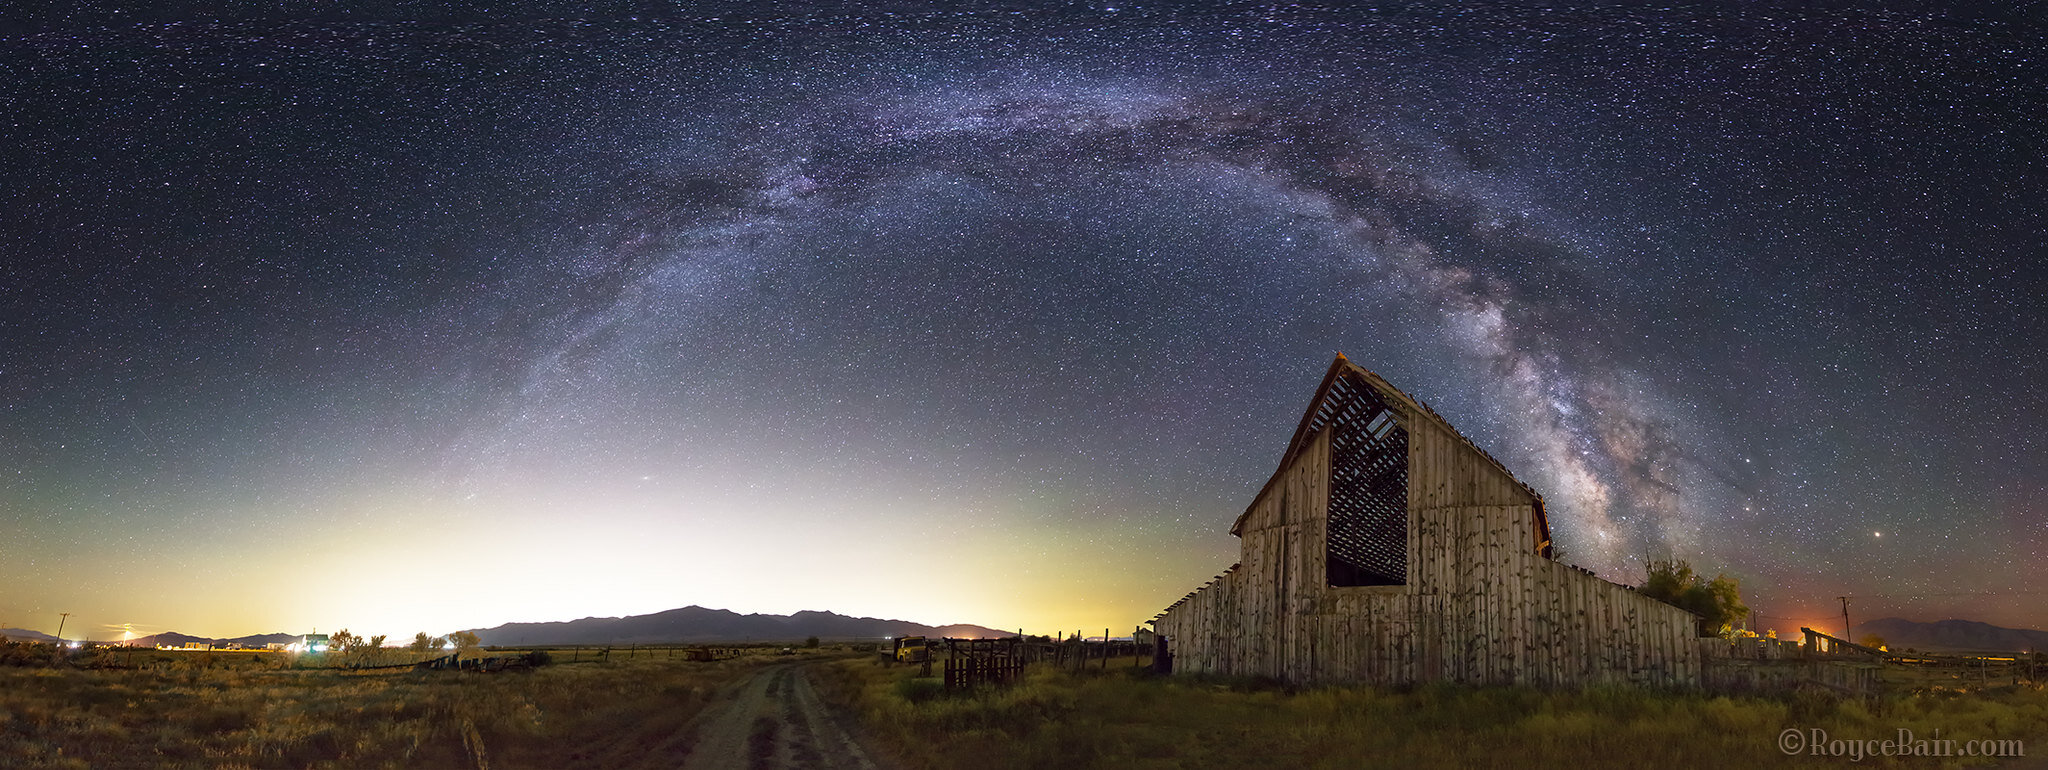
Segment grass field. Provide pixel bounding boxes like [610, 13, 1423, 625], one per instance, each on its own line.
[9, 639, 2041, 769]
[817, 657, 2048, 769]
[0, 642, 809, 769]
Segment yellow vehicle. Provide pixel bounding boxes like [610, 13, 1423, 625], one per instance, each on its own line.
[892, 636, 929, 664]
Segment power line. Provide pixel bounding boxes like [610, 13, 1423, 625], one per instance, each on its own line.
[1759, 590, 2048, 614]
[1842, 591, 2048, 599]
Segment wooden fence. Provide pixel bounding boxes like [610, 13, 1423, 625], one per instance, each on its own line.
[414, 651, 548, 672]
[944, 654, 1024, 689]
[1697, 628, 2041, 696]
[1014, 640, 1151, 670]
[1701, 657, 1882, 696]
[1698, 635, 1807, 661]
[927, 637, 1156, 689]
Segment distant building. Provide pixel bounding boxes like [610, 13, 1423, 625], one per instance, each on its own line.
[1152, 355, 1703, 688]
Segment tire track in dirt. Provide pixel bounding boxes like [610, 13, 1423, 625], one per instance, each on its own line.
[681, 662, 890, 770]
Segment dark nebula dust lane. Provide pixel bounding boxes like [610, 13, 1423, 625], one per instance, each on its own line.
[1, 5, 2042, 638]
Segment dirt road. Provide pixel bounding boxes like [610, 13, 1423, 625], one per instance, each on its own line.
[680, 661, 893, 770]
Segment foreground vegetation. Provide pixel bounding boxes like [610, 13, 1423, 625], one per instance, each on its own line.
[9, 638, 2041, 768]
[818, 658, 2048, 769]
[0, 642, 803, 769]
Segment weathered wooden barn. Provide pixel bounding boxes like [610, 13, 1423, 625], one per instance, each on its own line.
[1151, 355, 1702, 687]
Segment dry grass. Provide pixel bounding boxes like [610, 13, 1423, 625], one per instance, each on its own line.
[818, 659, 2048, 770]
[0, 643, 794, 769]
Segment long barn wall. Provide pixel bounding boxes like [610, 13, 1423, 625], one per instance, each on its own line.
[1156, 412, 1702, 687]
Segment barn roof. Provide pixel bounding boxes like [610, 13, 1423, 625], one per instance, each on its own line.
[1228, 354, 1554, 558]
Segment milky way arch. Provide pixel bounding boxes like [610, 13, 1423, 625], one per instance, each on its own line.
[456, 61, 1732, 573]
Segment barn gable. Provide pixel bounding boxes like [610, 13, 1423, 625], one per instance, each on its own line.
[1230, 354, 1554, 579]
[1153, 354, 1701, 688]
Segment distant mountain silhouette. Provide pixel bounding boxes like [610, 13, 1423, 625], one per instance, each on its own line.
[0, 629, 300, 647]
[222, 632, 302, 647]
[0, 628, 61, 642]
[5, 611, 1015, 648]
[1861, 618, 2048, 653]
[124, 631, 214, 648]
[465, 606, 1011, 646]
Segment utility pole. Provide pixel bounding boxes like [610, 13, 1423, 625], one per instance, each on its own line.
[56, 613, 70, 643]
[1837, 596, 1851, 643]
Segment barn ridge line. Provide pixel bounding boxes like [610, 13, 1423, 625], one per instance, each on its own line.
[1228, 353, 1554, 560]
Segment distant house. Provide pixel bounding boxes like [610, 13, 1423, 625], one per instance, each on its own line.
[1152, 355, 1703, 687]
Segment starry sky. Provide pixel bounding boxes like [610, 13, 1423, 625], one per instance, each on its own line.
[3, 4, 2043, 643]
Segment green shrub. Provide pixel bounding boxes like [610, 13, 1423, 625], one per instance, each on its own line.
[894, 676, 945, 703]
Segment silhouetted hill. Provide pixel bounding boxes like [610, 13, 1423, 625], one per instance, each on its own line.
[466, 606, 1010, 646]
[223, 632, 301, 647]
[125, 631, 214, 648]
[1862, 618, 2048, 653]
[25, 630, 300, 647]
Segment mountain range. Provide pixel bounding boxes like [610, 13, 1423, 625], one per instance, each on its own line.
[3, 607, 1006, 647]
[464, 606, 1011, 646]
[126, 631, 301, 648]
[0, 629, 300, 647]
[1860, 618, 2048, 653]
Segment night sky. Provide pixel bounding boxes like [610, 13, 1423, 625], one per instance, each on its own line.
[4, 4, 2042, 643]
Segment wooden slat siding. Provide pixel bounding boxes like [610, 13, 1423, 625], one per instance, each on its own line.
[1597, 581, 1613, 683]
[1552, 564, 1567, 686]
[1156, 358, 1704, 688]
[1507, 546, 1522, 687]
[1534, 560, 1553, 686]
[1490, 503, 1506, 684]
[1486, 506, 1498, 681]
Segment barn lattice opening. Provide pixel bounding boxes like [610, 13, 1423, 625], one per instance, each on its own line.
[1323, 374, 1409, 586]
